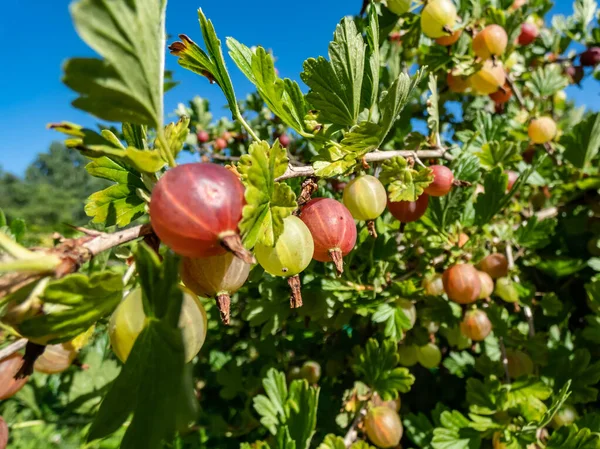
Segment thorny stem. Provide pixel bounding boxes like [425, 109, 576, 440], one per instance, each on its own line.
[505, 74, 526, 109]
[287, 275, 303, 308]
[506, 244, 535, 337]
[343, 400, 368, 448]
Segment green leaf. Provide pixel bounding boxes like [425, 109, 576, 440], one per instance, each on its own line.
[237, 140, 297, 248]
[476, 141, 522, 170]
[380, 156, 433, 202]
[504, 378, 552, 422]
[301, 18, 365, 126]
[546, 426, 600, 449]
[466, 378, 500, 415]
[443, 351, 476, 378]
[525, 65, 568, 98]
[17, 271, 122, 344]
[227, 41, 308, 136]
[372, 303, 413, 341]
[537, 258, 588, 278]
[404, 412, 435, 448]
[243, 278, 292, 337]
[545, 349, 600, 404]
[155, 116, 191, 160]
[427, 74, 440, 140]
[352, 339, 415, 400]
[65, 0, 166, 127]
[379, 70, 423, 142]
[287, 380, 320, 449]
[431, 410, 482, 449]
[563, 113, 600, 169]
[515, 216, 557, 249]
[361, 7, 380, 112]
[254, 369, 288, 435]
[170, 10, 246, 132]
[536, 381, 572, 428]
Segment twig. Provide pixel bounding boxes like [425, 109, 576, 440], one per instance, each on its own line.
[343, 402, 368, 448]
[522, 207, 559, 221]
[275, 148, 452, 181]
[0, 338, 27, 362]
[82, 224, 153, 257]
[506, 74, 526, 110]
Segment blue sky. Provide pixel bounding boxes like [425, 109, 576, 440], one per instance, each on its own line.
[0, 1, 596, 175]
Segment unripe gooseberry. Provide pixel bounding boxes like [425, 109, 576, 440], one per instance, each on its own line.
[417, 343, 442, 368]
[181, 252, 250, 324]
[388, 194, 429, 223]
[470, 61, 506, 95]
[398, 345, 419, 367]
[423, 273, 445, 296]
[255, 215, 314, 277]
[473, 25, 508, 60]
[424, 165, 454, 197]
[442, 264, 481, 304]
[477, 271, 494, 299]
[447, 71, 470, 93]
[150, 163, 252, 262]
[506, 349, 533, 378]
[518, 22, 538, 46]
[197, 130, 210, 143]
[300, 198, 357, 275]
[479, 253, 509, 279]
[436, 28, 462, 46]
[34, 342, 78, 374]
[109, 288, 207, 363]
[300, 361, 322, 384]
[506, 171, 518, 191]
[372, 393, 402, 412]
[420, 0, 457, 39]
[495, 277, 519, 303]
[489, 84, 512, 104]
[342, 175, 387, 221]
[581, 47, 600, 67]
[552, 405, 578, 428]
[365, 407, 403, 448]
[528, 116, 557, 144]
[460, 309, 492, 341]
[0, 353, 28, 400]
[397, 299, 417, 327]
[387, 0, 410, 15]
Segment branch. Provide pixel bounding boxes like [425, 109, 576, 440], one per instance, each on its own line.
[506, 74, 526, 110]
[0, 338, 27, 362]
[343, 402, 368, 448]
[276, 148, 452, 181]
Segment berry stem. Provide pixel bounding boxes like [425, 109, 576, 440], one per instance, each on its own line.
[219, 232, 256, 264]
[329, 248, 345, 276]
[287, 275, 303, 308]
[216, 293, 231, 325]
[367, 220, 378, 238]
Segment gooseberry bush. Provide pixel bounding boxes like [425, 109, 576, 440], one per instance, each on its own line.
[2, 0, 600, 448]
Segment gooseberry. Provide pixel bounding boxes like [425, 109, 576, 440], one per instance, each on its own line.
[0, 353, 28, 400]
[447, 71, 470, 93]
[150, 163, 253, 262]
[436, 28, 462, 46]
[300, 361, 322, 384]
[364, 407, 403, 448]
[470, 61, 506, 95]
[423, 273, 445, 296]
[473, 25, 508, 60]
[342, 175, 387, 221]
[506, 170, 518, 191]
[420, 0, 457, 39]
[181, 252, 250, 324]
[398, 344, 419, 367]
[443, 264, 481, 304]
[495, 277, 519, 303]
[417, 343, 442, 368]
[460, 309, 492, 341]
[0, 417, 6, 449]
[457, 232, 469, 248]
[506, 349, 533, 378]
[34, 342, 78, 374]
[300, 198, 357, 275]
[387, 0, 410, 15]
[109, 288, 207, 363]
[552, 405, 578, 428]
[214, 137, 227, 151]
[288, 366, 302, 382]
[518, 23, 538, 46]
[565, 65, 584, 84]
[372, 393, 402, 412]
[528, 116, 557, 144]
[489, 84, 512, 104]
[424, 165, 454, 197]
[278, 134, 291, 147]
[388, 194, 429, 223]
[197, 130, 209, 143]
[581, 47, 600, 67]
[397, 299, 417, 327]
[477, 271, 494, 299]
[479, 253, 509, 279]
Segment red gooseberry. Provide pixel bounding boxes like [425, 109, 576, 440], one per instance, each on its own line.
[0, 353, 28, 400]
[364, 406, 403, 448]
[447, 71, 470, 93]
[0, 417, 7, 449]
[424, 165, 454, 197]
[388, 194, 429, 223]
[436, 28, 462, 46]
[149, 163, 254, 263]
[214, 137, 228, 150]
[473, 25, 508, 60]
[581, 47, 600, 67]
[197, 130, 210, 143]
[300, 198, 357, 275]
[518, 22, 538, 46]
[565, 65, 584, 84]
[460, 309, 492, 341]
[506, 171, 519, 191]
[477, 270, 494, 299]
[489, 84, 512, 104]
[479, 253, 509, 279]
[442, 264, 482, 304]
[278, 134, 291, 147]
